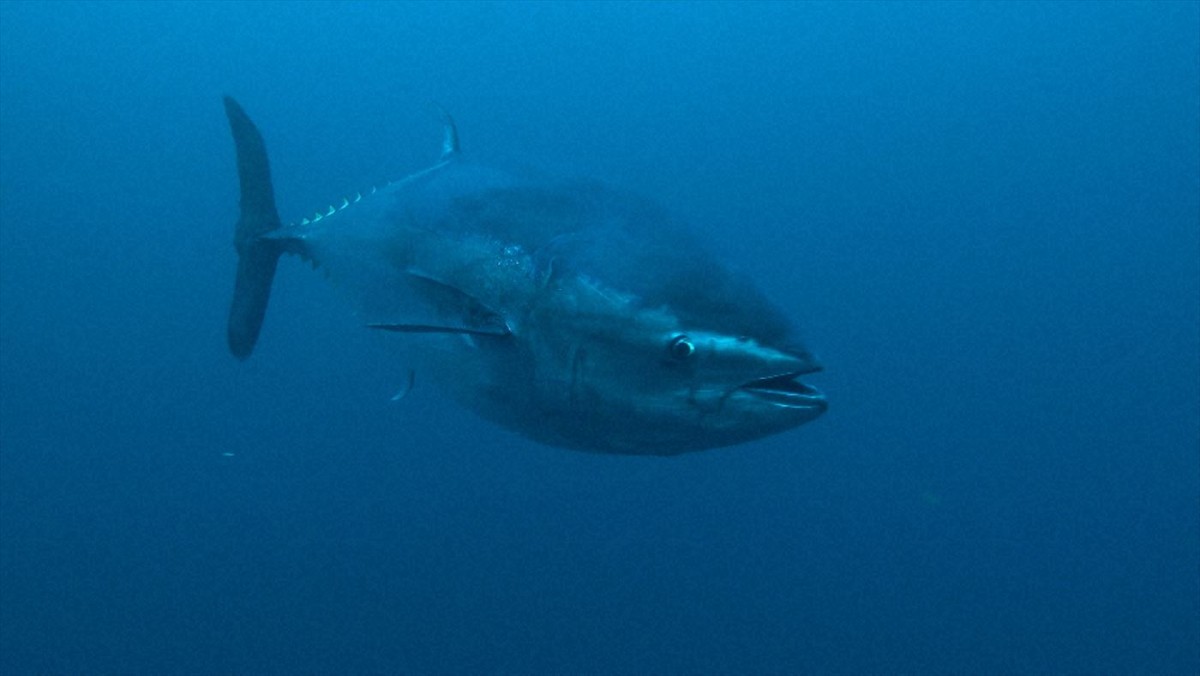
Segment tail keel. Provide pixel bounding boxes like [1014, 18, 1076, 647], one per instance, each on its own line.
[223, 97, 284, 359]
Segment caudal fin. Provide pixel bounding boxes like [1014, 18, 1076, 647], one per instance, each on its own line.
[223, 97, 284, 360]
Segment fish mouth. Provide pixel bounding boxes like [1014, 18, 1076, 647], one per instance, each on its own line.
[738, 371, 827, 410]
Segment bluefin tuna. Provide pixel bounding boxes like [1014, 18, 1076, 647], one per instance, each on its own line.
[224, 97, 825, 454]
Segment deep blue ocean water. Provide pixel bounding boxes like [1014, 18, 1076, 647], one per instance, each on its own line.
[1, 2, 1197, 673]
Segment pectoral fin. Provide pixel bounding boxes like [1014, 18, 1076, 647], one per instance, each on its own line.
[381, 270, 512, 336]
[368, 322, 510, 337]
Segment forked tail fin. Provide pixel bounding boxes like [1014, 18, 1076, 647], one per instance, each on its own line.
[223, 97, 284, 359]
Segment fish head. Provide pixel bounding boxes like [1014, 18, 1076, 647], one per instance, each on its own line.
[521, 280, 826, 454]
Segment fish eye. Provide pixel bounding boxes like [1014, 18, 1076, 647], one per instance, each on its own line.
[667, 334, 695, 360]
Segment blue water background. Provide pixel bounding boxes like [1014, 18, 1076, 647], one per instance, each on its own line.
[2, 2, 1197, 673]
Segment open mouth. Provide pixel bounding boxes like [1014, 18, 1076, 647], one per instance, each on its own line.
[739, 372, 827, 409]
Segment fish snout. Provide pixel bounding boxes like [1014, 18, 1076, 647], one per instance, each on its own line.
[724, 341, 826, 413]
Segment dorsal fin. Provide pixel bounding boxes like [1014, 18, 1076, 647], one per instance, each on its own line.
[434, 103, 460, 159]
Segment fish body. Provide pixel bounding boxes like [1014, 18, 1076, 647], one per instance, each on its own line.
[224, 98, 825, 454]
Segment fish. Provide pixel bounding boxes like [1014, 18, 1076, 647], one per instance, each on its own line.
[223, 97, 826, 455]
